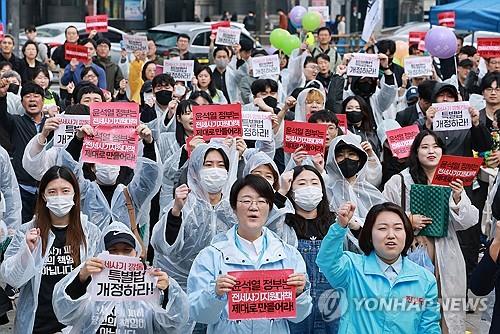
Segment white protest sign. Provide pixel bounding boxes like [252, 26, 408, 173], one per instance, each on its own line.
[53, 115, 90, 147]
[215, 27, 241, 46]
[404, 56, 433, 78]
[123, 34, 148, 53]
[163, 59, 194, 81]
[432, 102, 472, 131]
[346, 53, 380, 78]
[90, 253, 160, 302]
[242, 111, 273, 141]
[308, 6, 330, 22]
[251, 55, 280, 77]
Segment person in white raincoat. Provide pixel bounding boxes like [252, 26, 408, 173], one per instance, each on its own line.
[52, 221, 189, 333]
[187, 174, 312, 333]
[0, 145, 21, 236]
[0, 166, 101, 334]
[383, 130, 478, 334]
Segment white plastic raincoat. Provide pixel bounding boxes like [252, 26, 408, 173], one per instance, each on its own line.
[0, 145, 21, 234]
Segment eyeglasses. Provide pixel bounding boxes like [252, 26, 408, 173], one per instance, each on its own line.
[237, 199, 269, 207]
[484, 87, 500, 93]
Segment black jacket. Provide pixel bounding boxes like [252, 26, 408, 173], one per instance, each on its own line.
[390, 62, 405, 88]
[395, 104, 419, 127]
[0, 53, 24, 75]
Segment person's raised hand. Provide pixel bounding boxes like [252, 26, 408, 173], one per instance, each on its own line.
[172, 184, 190, 217]
[337, 202, 356, 228]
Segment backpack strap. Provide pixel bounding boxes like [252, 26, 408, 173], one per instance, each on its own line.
[123, 187, 147, 259]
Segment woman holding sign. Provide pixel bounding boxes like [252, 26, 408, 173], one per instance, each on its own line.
[316, 202, 441, 333]
[0, 166, 101, 334]
[383, 130, 478, 334]
[187, 174, 312, 333]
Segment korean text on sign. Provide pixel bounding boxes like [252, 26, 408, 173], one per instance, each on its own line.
[242, 111, 273, 142]
[215, 27, 241, 46]
[432, 102, 471, 131]
[438, 11, 455, 27]
[163, 59, 194, 82]
[251, 55, 281, 77]
[336, 114, 348, 134]
[404, 56, 433, 78]
[409, 32, 427, 45]
[431, 155, 483, 187]
[477, 38, 500, 58]
[346, 53, 380, 78]
[211, 21, 231, 34]
[308, 6, 330, 22]
[123, 34, 148, 53]
[283, 121, 328, 156]
[53, 115, 90, 148]
[192, 103, 243, 140]
[90, 253, 160, 302]
[386, 125, 420, 159]
[64, 44, 89, 63]
[228, 269, 296, 321]
[85, 15, 108, 33]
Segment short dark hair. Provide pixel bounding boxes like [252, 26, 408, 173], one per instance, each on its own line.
[417, 80, 436, 102]
[64, 104, 90, 115]
[230, 174, 274, 212]
[0, 61, 12, 70]
[480, 72, 500, 92]
[65, 25, 78, 36]
[24, 24, 36, 33]
[20, 82, 44, 98]
[152, 73, 175, 89]
[358, 202, 414, 256]
[308, 110, 340, 127]
[189, 90, 213, 104]
[251, 78, 278, 96]
[78, 38, 97, 49]
[22, 40, 39, 56]
[459, 45, 477, 57]
[96, 38, 111, 48]
[80, 66, 100, 80]
[317, 27, 331, 35]
[213, 46, 230, 58]
[303, 56, 316, 68]
[2, 34, 15, 45]
[32, 66, 51, 87]
[376, 40, 396, 55]
[315, 53, 330, 63]
[177, 33, 190, 42]
[76, 83, 104, 103]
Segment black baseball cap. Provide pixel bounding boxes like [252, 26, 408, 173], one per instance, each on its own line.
[104, 231, 136, 250]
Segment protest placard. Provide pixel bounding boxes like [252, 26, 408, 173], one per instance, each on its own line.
[432, 102, 471, 131]
[192, 103, 243, 140]
[228, 269, 296, 320]
[64, 44, 89, 63]
[308, 6, 330, 22]
[163, 59, 194, 81]
[251, 55, 281, 77]
[386, 124, 420, 159]
[346, 53, 380, 78]
[85, 15, 108, 33]
[53, 115, 90, 147]
[242, 111, 273, 141]
[431, 155, 483, 186]
[283, 121, 328, 156]
[477, 38, 500, 58]
[123, 34, 148, 53]
[211, 21, 231, 34]
[0, 24, 4, 40]
[215, 27, 241, 46]
[438, 11, 455, 27]
[404, 56, 433, 78]
[89, 102, 140, 127]
[89, 253, 160, 302]
[336, 113, 348, 134]
[408, 32, 427, 45]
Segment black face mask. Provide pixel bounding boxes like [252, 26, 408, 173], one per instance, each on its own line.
[263, 96, 278, 109]
[155, 90, 172, 106]
[353, 81, 376, 97]
[7, 84, 19, 95]
[338, 158, 360, 178]
[346, 111, 363, 125]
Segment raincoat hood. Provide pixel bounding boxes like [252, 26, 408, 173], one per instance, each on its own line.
[295, 87, 326, 122]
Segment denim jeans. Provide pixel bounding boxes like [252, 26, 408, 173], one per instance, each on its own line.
[288, 239, 340, 334]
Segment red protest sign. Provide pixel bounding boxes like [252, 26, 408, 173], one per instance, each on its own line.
[336, 114, 348, 134]
[283, 121, 328, 156]
[386, 125, 419, 159]
[89, 102, 140, 127]
[431, 155, 483, 187]
[408, 32, 427, 45]
[438, 11, 455, 27]
[64, 44, 89, 63]
[211, 21, 231, 34]
[228, 269, 296, 321]
[85, 15, 108, 33]
[477, 38, 500, 59]
[192, 103, 243, 140]
[0, 23, 4, 40]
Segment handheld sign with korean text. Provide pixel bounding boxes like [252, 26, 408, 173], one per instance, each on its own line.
[432, 102, 471, 131]
[228, 269, 296, 321]
[336, 114, 348, 134]
[283, 121, 328, 156]
[386, 125, 420, 159]
[192, 103, 243, 140]
[65, 44, 89, 63]
[163, 59, 194, 82]
[215, 27, 241, 46]
[53, 115, 90, 148]
[409, 32, 427, 45]
[251, 55, 281, 77]
[242, 111, 273, 142]
[85, 15, 108, 33]
[211, 21, 231, 35]
[347, 53, 380, 78]
[123, 34, 148, 53]
[308, 6, 330, 22]
[431, 155, 483, 187]
[438, 11, 455, 27]
[404, 56, 433, 78]
[477, 38, 500, 59]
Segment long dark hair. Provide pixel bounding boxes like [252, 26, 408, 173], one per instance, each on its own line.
[195, 65, 217, 98]
[342, 95, 375, 132]
[175, 99, 198, 146]
[35, 166, 86, 266]
[285, 165, 335, 237]
[141, 61, 156, 81]
[408, 130, 445, 185]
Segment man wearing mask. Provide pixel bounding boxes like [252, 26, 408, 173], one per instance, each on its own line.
[210, 47, 232, 103]
[176, 34, 196, 61]
[0, 35, 24, 75]
[140, 74, 177, 132]
[396, 80, 434, 127]
[0, 80, 46, 223]
[310, 27, 341, 73]
[61, 39, 107, 89]
[376, 40, 405, 88]
[93, 38, 125, 95]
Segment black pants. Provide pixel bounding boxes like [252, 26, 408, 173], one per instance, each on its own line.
[20, 187, 37, 224]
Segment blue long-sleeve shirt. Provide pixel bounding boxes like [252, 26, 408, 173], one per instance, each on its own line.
[61, 62, 107, 89]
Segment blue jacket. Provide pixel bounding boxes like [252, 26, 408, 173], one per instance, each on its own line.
[61, 62, 107, 89]
[316, 223, 441, 334]
[187, 226, 312, 334]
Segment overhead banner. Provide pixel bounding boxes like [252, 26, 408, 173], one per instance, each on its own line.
[192, 103, 243, 140]
[431, 155, 483, 186]
[347, 53, 380, 78]
[432, 102, 471, 131]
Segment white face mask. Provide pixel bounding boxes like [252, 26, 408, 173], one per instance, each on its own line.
[46, 194, 75, 218]
[293, 186, 323, 212]
[95, 164, 120, 185]
[174, 85, 187, 97]
[199, 167, 228, 194]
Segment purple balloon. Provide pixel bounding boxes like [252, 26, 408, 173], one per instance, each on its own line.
[424, 26, 457, 59]
[289, 6, 307, 27]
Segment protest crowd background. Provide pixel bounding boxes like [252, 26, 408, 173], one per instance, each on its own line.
[0, 0, 500, 333]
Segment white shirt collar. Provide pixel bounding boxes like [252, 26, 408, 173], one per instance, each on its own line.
[236, 232, 264, 263]
[376, 254, 403, 276]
